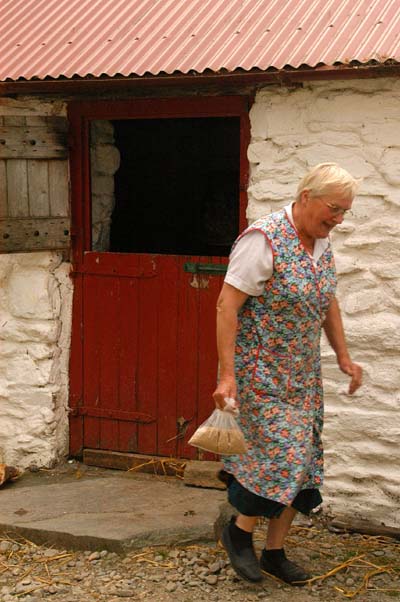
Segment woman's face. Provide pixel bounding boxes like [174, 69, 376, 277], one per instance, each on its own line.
[302, 190, 353, 239]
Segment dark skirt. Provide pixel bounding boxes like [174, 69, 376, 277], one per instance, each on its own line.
[220, 471, 322, 518]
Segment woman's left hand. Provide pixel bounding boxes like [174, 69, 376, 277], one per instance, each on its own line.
[338, 357, 363, 394]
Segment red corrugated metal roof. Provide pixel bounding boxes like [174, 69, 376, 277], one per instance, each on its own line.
[1, 0, 400, 82]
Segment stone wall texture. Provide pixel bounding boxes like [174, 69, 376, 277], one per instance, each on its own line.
[249, 78, 400, 528]
[0, 251, 72, 468]
[90, 121, 120, 251]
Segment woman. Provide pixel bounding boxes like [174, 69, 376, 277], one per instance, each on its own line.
[213, 163, 363, 585]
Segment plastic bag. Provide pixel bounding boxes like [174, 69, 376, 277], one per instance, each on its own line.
[188, 398, 247, 455]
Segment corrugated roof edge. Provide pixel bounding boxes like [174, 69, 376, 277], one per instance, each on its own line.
[1, 62, 400, 95]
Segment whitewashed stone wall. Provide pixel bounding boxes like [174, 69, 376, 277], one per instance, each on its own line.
[249, 78, 400, 529]
[0, 251, 72, 468]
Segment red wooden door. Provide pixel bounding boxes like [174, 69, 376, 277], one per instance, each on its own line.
[78, 252, 228, 458]
[68, 97, 250, 459]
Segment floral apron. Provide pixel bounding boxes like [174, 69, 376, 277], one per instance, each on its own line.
[223, 209, 337, 505]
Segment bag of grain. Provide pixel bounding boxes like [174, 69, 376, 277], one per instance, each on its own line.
[188, 400, 247, 455]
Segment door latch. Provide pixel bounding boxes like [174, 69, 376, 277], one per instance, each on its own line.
[184, 262, 227, 276]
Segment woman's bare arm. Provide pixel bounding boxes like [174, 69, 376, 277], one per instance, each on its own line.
[212, 283, 249, 408]
[323, 296, 362, 394]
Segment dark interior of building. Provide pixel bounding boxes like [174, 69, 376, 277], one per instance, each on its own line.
[109, 117, 240, 256]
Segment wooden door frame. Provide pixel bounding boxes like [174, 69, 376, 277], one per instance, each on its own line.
[67, 95, 251, 456]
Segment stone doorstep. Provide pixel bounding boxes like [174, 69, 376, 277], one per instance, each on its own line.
[0, 524, 129, 554]
[0, 453, 228, 553]
[0, 469, 228, 553]
[183, 460, 225, 490]
[83, 449, 226, 490]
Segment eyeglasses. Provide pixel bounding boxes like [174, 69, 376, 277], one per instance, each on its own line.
[322, 199, 353, 218]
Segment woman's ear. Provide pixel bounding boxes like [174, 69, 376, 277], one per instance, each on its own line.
[299, 189, 309, 206]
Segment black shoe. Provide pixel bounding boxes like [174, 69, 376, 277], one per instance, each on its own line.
[221, 520, 263, 583]
[260, 548, 310, 586]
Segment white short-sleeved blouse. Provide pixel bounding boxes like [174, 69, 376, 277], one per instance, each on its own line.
[224, 203, 329, 296]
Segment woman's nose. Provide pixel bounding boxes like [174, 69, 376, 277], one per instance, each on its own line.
[333, 213, 345, 224]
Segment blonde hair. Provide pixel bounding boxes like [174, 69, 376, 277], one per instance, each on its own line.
[296, 163, 360, 202]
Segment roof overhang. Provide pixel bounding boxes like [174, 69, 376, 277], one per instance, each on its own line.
[1, 63, 400, 97]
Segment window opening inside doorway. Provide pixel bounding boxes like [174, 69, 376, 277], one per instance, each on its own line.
[90, 117, 240, 256]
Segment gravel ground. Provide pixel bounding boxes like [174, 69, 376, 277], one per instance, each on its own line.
[0, 519, 399, 602]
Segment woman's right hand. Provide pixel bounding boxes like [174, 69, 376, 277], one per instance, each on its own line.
[213, 375, 238, 410]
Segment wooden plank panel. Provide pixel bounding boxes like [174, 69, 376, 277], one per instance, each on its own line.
[0, 160, 7, 217]
[82, 274, 101, 449]
[49, 160, 69, 217]
[76, 407, 154, 421]
[83, 449, 185, 476]
[156, 256, 179, 457]
[176, 255, 201, 460]
[79, 252, 155, 278]
[98, 277, 120, 450]
[25, 116, 48, 126]
[84, 416, 101, 450]
[118, 271, 140, 453]
[28, 160, 50, 216]
[3, 116, 25, 126]
[7, 160, 28, 217]
[0, 125, 67, 159]
[137, 254, 159, 455]
[0, 98, 67, 117]
[0, 217, 70, 253]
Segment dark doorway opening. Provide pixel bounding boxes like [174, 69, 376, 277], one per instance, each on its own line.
[109, 117, 240, 256]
